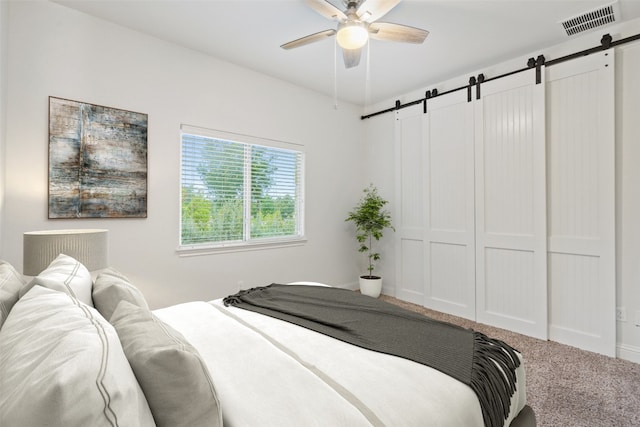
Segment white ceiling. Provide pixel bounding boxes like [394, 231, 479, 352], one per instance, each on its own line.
[52, 0, 640, 106]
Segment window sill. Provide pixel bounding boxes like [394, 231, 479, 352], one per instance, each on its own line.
[176, 237, 307, 257]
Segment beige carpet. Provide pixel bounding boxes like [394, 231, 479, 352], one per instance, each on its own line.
[380, 295, 640, 427]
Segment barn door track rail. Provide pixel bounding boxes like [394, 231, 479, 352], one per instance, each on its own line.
[361, 31, 640, 120]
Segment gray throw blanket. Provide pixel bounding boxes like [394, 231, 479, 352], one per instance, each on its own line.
[224, 284, 520, 427]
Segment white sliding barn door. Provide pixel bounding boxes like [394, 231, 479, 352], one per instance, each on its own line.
[394, 104, 426, 304]
[423, 91, 476, 319]
[546, 50, 615, 356]
[475, 69, 548, 339]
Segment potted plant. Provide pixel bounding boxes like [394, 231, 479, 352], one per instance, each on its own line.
[345, 184, 394, 297]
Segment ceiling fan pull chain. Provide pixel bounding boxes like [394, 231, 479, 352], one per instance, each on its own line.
[334, 40, 339, 109]
[365, 41, 371, 108]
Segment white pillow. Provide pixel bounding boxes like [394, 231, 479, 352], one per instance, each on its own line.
[0, 286, 155, 427]
[0, 260, 26, 329]
[20, 253, 93, 306]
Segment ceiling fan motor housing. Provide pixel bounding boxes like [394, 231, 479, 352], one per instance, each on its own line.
[347, 1, 360, 10]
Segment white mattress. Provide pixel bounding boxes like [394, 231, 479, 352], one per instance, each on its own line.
[155, 298, 527, 427]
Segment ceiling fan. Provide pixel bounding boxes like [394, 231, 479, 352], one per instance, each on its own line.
[281, 0, 429, 69]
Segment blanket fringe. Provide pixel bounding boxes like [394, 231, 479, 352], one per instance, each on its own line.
[470, 331, 521, 427]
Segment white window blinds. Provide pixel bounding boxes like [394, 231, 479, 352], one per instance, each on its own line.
[180, 127, 304, 248]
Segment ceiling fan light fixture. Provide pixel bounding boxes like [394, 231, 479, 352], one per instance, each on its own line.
[336, 22, 369, 49]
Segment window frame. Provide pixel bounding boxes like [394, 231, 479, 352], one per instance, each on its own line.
[177, 125, 306, 255]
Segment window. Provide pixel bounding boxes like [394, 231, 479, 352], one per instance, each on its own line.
[180, 126, 304, 251]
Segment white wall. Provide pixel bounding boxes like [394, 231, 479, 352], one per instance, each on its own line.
[362, 110, 396, 294]
[1, 1, 366, 308]
[617, 41, 640, 362]
[364, 19, 640, 361]
[0, 0, 8, 248]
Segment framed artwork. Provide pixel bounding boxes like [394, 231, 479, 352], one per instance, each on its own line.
[48, 97, 148, 218]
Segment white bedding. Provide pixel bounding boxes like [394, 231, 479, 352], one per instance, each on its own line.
[154, 298, 527, 427]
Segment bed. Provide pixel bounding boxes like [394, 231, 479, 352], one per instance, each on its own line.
[0, 255, 536, 427]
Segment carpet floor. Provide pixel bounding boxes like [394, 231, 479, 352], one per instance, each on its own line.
[380, 295, 640, 427]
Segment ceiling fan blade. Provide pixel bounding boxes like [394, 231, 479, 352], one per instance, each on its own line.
[304, 0, 348, 21]
[342, 47, 362, 69]
[369, 22, 429, 44]
[356, 0, 400, 23]
[281, 29, 337, 50]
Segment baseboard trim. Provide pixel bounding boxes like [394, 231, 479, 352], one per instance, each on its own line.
[617, 344, 640, 363]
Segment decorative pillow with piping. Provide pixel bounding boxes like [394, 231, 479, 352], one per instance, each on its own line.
[93, 267, 149, 321]
[0, 260, 26, 329]
[0, 286, 155, 426]
[110, 300, 223, 427]
[19, 253, 93, 306]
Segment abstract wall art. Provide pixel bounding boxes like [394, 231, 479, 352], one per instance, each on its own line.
[48, 97, 148, 218]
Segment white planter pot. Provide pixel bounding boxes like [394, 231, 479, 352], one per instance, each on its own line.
[359, 276, 382, 298]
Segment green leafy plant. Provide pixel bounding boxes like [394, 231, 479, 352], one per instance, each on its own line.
[345, 184, 394, 278]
